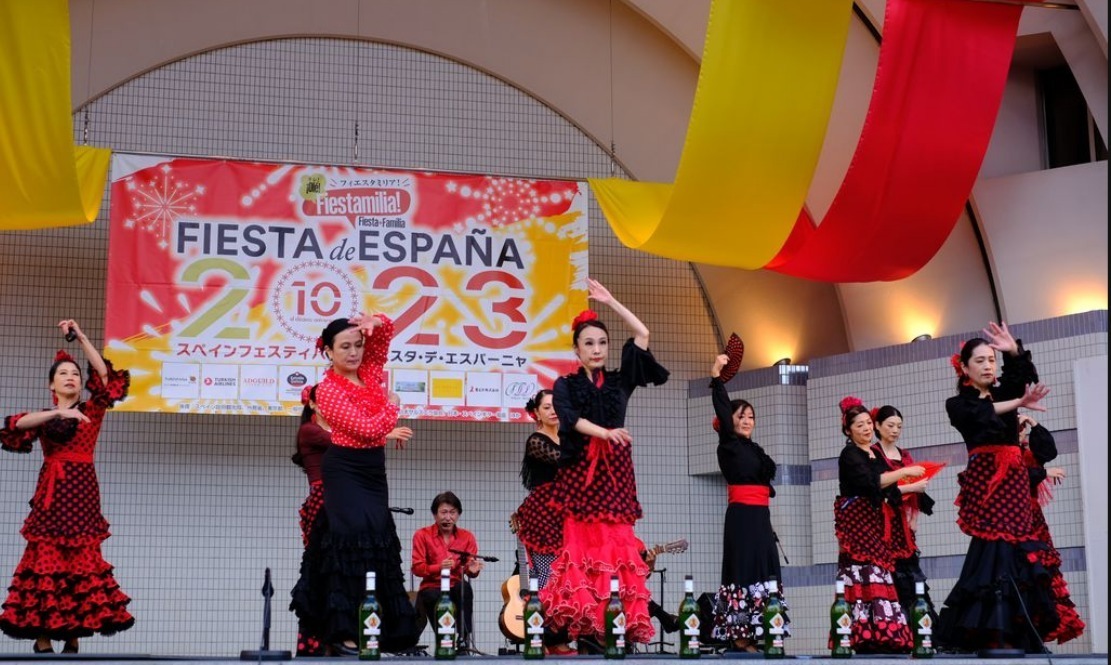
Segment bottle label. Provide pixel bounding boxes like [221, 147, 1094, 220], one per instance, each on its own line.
[835, 614, 851, 635]
[363, 612, 382, 636]
[529, 635, 543, 649]
[922, 636, 933, 648]
[768, 612, 785, 635]
[688, 637, 700, 649]
[439, 636, 454, 649]
[772, 636, 784, 648]
[683, 614, 700, 636]
[612, 612, 626, 635]
[616, 636, 625, 649]
[839, 635, 851, 648]
[527, 612, 544, 635]
[917, 614, 933, 635]
[438, 612, 456, 635]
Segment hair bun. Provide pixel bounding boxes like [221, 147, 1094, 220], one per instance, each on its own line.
[571, 309, 599, 330]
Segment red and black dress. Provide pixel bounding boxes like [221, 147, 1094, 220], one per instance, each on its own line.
[516, 432, 563, 588]
[292, 420, 330, 656]
[834, 444, 914, 653]
[1020, 424, 1084, 645]
[539, 339, 669, 644]
[289, 316, 420, 652]
[0, 361, 134, 641]
[872, 443, 937, 624]
[707, 377, 786, 644]
[935, 344, 1059, 652]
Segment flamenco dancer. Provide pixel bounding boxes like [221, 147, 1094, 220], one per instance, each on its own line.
[834, 397, 920, 653]
[706, 346, 788, 652]
[540, 278, 669, 650]
[0, 320, 134, 654]
[935, 322, 1059, 652]
[290, 384, 331, 656]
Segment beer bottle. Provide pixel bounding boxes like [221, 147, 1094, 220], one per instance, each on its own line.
[603, 575, 626, 659]
[829, 580, 852, 659]
[358, 571, 382, 660]
[523, 576, 545, 660]
[434, 567, 457, 660]
[762, 580, 785, 659]
[910, 582, 935, 659]
[678, 575, 700, 659]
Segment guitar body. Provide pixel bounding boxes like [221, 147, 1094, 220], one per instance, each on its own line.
[498, 573, 526, 643]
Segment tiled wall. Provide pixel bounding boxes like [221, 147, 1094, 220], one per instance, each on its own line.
[686, 311, 1105, 655]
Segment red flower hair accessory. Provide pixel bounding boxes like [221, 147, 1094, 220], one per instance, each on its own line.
[712, 416, 721, 433]
[300, 384, 314, 407]
[315, 337, 325, 354]
[54, 349, 76, 365]
[839, 395, 864, 426]
[572, 309, 598, 330]
[870, 407, 880, 423]
[949, 343, 965, 377]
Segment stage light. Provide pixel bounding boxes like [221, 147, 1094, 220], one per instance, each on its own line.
[773, 357, 792, 366]
[911, 334, 932, 342]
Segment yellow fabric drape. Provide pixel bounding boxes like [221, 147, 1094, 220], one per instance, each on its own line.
[0, 0, 110, 230]
[589, 0, 852, 268]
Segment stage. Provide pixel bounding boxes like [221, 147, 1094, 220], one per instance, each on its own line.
[0, 655, 1104, 664]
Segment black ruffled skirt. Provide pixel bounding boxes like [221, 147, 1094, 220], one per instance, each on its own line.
[935, 537, 1057, 653]
[892, 553, 937, 627]
[290, 445, 419, 651]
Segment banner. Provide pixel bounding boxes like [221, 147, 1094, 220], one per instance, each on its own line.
[105, 154, 588, 421]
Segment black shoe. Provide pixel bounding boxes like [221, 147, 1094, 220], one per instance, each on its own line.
[577, 636, 604, 655]
[330, 642, 359, 657]
[33, 643, 54, 654]
[62, 640, 79, 654]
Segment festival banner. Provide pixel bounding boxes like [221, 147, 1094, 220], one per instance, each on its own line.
[104, 154, 588, 421]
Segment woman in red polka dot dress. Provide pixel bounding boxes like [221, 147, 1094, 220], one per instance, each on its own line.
[833, 397, 921, 653]
[935, 324, 1062, 653]
[289, 313, 419, 655]
[0, 320, 134, 654]
[539, 278, 669, 649]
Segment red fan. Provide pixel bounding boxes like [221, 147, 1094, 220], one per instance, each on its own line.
[898, 461, 947, 485]
[718, 333, 745, 383]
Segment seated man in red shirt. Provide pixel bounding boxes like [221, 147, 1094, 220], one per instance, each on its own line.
[411, 491, 484, 649]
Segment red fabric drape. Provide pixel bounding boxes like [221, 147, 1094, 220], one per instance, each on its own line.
[766, 0, 1030, 282]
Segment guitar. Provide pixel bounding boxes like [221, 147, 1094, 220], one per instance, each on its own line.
[496, 538, 690, 643]
[498, 538, 530, 643]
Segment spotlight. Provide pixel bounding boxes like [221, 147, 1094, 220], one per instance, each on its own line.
[911, 334, 932, 343]
[773, 358, 792, 366]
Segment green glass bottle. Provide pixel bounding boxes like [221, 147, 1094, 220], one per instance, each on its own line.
[603, 575, 626, 659]
[358, 571, 382, 660]
[911, 582, 935, 659]
[678, 575, 701, 659]
[434, 567, 457, 660]
[830, 580, 853, 659]
[762, 579, 785, 659]
[524, 576, 545, 660]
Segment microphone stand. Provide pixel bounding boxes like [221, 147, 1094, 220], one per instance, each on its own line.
[648, 567, 675, 655]
[448, 550, 497, 656]
[240, 568, 291, 661]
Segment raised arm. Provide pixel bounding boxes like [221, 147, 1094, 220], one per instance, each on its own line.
[588, 278, 649, 350]
[60, 319, 107, 382]
[710, 354, 736, 440]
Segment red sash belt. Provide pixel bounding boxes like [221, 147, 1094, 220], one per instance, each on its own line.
[36, 451, 94, 510]
[970, 444, 1022, 504]
[728, 484, 770, 506]
[584, 436, 618, 491]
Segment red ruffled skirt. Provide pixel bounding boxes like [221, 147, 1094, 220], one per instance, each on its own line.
[0, 539, 133, 640]
[538, 517, 654, 643]
[1030, 501, 1084, 644]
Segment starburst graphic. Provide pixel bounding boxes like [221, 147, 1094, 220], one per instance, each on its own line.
[125, 165, 202, 249]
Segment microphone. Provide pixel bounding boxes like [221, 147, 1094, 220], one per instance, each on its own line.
[449, 548, 499, 562]
[64, 327, 77, 342]
[390, 506, 414, 515]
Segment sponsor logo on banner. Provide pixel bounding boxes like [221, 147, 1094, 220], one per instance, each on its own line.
[465, 372, 502, 408]
[104, 153, 588, 419]
[161, 363, 200, 399]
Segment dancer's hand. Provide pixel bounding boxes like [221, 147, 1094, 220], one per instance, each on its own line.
[902, 465, 926, 480]
[387, 426, 413, 449]
[586, 278, 614, 305]
[606, 428, 632, 446]
[1047, 467, 1066, 484]
[57, 319, 85, 342]
[983, 321, 1018, 355]
[711, 354, 729, 378]
[1018, 383, 1050, 412]
[55, 408, 90, 423]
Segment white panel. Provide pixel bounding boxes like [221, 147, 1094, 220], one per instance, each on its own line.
[1074, 354, 1107, 653]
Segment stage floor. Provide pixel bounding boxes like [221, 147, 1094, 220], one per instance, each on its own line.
[0, 655, 1105, 664]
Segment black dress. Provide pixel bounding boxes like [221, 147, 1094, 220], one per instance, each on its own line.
[515, 432, 563, 587]
[935, 344, 1058, 652]
[833, 445, 913, 653]
[707, 377, 786, 644]
[871, 443, 938, 624]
